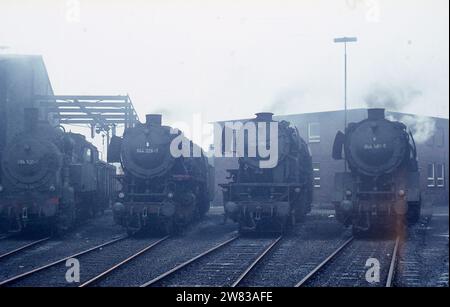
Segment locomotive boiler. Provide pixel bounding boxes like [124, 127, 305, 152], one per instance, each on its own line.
[108, 114, 214, 235]
[220, 112, 313, 234]
[0, 108, 116, 234]
[332, 108, 423, 235]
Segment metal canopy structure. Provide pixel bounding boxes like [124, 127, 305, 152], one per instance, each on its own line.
[35, 95, 140, 138]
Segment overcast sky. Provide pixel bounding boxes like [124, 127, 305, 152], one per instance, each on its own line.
[1, 0, 448, 129]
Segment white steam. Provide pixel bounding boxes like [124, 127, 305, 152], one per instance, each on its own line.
[387, 114, 436, 144]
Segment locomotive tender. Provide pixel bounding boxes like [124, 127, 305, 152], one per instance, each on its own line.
[221, 112, 313, 233]
[0, 108, 116, 234]
[108, 114, 214, 235]
[332, 108, 426, 235]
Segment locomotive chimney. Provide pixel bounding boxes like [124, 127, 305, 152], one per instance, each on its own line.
[367, 108, 385, 120]
[145, 114, 162, 126]
[24, 108, 39, 131]
[255, 112, 274, 122]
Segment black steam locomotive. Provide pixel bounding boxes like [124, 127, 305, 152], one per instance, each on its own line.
[221, 113, 313, 234]
[108, 114, 214, 235]
[332, 108, 423, 235]
[0, 108, 116, 234]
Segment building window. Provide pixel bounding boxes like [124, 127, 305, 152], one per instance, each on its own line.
[313, 162, 320, 188]
[427, 163, 435, 187]
[436, 163, 445, 188]
[435, 127, 445, 147]
[308, 123, 320, 143]
[84, 148, 92, 162]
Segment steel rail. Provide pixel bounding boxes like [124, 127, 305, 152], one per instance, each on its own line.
[231, 236, 283, 287]
[295, 237, 354, 287]
[0, 237, 51, 261]
[140, 236, 239, 287]
[0, 236, 127, 286]
[385, 236, 400, 287]
[79, 236, 169, 287]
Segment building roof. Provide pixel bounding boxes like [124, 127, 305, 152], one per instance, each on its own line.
[215, 108, 449, 123]
[0, 54, 54, 96]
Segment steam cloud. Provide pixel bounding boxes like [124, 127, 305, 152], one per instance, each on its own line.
[266, 88, 305, 114]
[365, 83, 436, 143]
[386, 114, 436, 144]
[364, 84, 422, 110]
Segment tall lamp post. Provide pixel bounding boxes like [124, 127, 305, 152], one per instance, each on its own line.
[334, 36, 357, 171]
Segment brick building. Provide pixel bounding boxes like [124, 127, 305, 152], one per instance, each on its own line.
[213, 109, 449, 208]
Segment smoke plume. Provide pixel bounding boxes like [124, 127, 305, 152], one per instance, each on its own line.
[387, 114, 436, 144]
[365, 83, 435, 143]
[364, 83, 422, 111]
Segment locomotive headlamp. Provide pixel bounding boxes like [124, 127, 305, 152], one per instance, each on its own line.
[49, 185, 56, 192]
[398, 189, 406, 197]
[118, 192, 125, 199]
[294, 187, 301, 193]
[167, 192, 174, 199]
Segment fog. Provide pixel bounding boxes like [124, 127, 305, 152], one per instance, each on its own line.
[1, 0, 448, 131]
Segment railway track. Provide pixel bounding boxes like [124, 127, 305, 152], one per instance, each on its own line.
[386, 237, 400, 287]
[0, 234, 13, 240]
[79, 236, 169, 287]
[296, 236, 400, 287]
[0, 237, 51, 261]
[141, 235, 282, 287]
[0, 236, 127, 287]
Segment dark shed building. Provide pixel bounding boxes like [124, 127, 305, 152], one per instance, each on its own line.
[0, 55, 56, 182]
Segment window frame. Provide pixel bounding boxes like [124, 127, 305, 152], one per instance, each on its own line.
[427, 163, 435, 188]
[312, 162, 320, 188]
[308, 122, 320, 143]
[436, 163, 445, 188]
[84, 147, 93, 163]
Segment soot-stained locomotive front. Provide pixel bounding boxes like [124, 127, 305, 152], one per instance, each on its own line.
[220, 112, 313, 234]
[332, 108, 427, 235]
[109, 114, 214, 235]
[0, 108, 116, 234]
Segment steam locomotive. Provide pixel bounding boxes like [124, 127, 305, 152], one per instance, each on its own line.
[108, 114, 214, 235]
[221, 112, 313, 234]
[0, 108, 117, 234]
[332, 108, 424, 235]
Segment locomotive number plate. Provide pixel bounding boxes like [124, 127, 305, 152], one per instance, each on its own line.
[17, 159, 38, 165]
[363, 143, 387, 150]
[136, 148, 159, 153]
